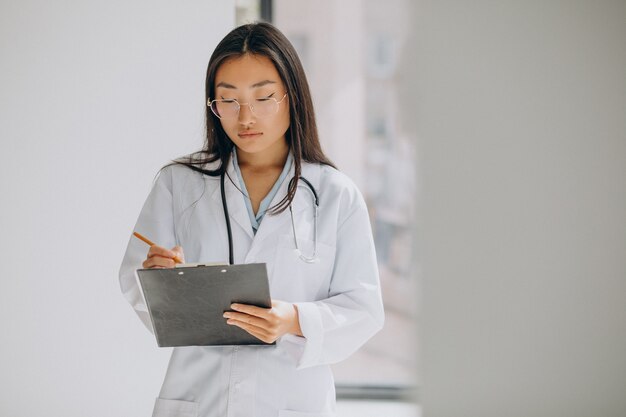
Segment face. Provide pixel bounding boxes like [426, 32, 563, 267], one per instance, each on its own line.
[213, 54, 290, 159]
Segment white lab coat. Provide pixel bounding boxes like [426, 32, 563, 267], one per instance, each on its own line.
[119, 157, 384, 417]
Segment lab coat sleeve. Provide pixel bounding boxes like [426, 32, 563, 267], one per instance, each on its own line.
[292, 193, 385, 370]
[118, 167, 178, 333]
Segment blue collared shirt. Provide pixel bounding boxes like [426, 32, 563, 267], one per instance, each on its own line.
[232, 148, 294, 235]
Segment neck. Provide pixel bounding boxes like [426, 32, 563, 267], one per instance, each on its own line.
[236, 140, 289, 171]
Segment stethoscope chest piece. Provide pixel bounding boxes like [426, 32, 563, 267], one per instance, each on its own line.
[289, 201, 319, 263]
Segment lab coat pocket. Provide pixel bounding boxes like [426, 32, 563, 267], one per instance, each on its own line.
[271, 234, 336, 301]
[152, 398, 198, 417]
[278, 411, 334, 417]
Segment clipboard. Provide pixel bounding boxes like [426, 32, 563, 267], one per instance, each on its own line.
[136, 263, 273, 347]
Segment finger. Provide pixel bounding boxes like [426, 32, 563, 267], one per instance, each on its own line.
[230, 303, 271, 319]
[171, 245, 185, 263]
[227, 318, 269, 335]
[227, 319, 271, 341]
[245, 329, 274, 344]
[143, 257, 175, 269]
[147, 245, 178, 260]
[236, 325, 272, 343]
[223, 312, 268, 328]
[143, 255, 176, 269]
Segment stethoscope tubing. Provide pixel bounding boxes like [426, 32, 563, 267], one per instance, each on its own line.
[220, 170, 319, 265]
[220, 171, 235, 265]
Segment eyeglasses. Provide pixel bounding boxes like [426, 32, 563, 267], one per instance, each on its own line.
[207, 93, 288, 119]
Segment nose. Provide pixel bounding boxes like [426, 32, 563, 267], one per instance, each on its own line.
[237, 103, 255, 126]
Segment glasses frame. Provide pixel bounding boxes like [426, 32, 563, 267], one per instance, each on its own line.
[207, 93, 288, 119]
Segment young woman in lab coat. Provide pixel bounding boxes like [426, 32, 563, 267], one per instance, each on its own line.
[119, 22, 384, 417]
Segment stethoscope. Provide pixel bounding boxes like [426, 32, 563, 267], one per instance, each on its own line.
[220, 170, 320, 265]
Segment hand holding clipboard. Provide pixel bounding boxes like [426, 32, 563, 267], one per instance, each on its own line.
[133, 232, 302, 347]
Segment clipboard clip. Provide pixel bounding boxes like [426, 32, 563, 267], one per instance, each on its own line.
[175, 263, 229, 276]
[175, 262, 227, 268]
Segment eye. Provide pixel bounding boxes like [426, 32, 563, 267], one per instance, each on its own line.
[256, 93, 276, 102]
[219, 96, 237, 103]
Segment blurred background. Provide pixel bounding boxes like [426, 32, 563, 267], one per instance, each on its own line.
[260, 0, 418, 396]
[1, 1, 624, 416]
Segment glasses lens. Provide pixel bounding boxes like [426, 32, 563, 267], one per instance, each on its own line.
[210, 97, 283, 119]
[211, 101, 239, 119]
[251, 99, 279, 117]
[209, 101, 221, 118]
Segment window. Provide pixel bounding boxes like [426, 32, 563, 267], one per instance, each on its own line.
[234, 0, 418, 400]
[235, 0, 272, 24]
[272, 0, 418, 399]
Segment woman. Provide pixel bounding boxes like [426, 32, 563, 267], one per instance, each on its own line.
[119, 22, 384, 417]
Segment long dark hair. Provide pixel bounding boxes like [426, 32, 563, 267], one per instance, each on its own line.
[172, 22, 335, 214]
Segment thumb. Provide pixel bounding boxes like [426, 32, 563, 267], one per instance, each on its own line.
[171, 245, 185, 263]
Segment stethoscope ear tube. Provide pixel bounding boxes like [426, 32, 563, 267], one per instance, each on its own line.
[220, 171, 234, 265]
[293, 176, 319, 207]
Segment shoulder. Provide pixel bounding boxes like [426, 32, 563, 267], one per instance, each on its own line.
[151, 161, 221, 203]
[313, 163, 368, 218]
[318, 164, 360, 194]
[157, 160, 221, 185]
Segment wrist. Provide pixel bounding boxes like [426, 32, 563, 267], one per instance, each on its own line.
[290, 304, 303, 337]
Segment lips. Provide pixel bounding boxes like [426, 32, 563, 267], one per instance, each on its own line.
[238, 131, 263, 138]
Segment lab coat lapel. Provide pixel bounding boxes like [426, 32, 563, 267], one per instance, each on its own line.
[210, 158, 254, 241]
[251, 162, 321, 250]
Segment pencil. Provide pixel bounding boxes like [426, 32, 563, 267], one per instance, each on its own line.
[133, 231, 183, 264]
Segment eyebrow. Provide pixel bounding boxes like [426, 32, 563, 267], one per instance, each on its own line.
[215, 80, 277, 89]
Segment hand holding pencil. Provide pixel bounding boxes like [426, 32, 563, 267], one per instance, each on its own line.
[134, 232, 185, 268]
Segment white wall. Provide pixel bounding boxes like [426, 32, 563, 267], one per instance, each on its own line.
[0, 1, 233, 416]
[414, 2, 626, 416]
